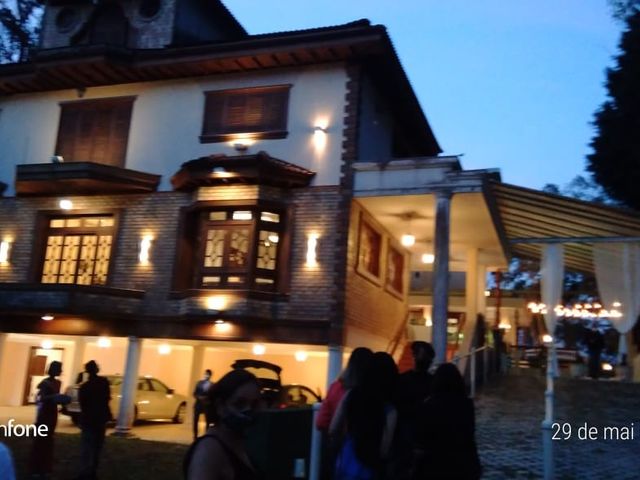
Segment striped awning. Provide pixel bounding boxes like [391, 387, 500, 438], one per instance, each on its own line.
[489, 181, 640, 273]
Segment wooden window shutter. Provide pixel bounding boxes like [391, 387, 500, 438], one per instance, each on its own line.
[55, 97, 134, 167]
[201, 85, 290, 142]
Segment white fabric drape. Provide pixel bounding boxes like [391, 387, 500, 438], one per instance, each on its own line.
[593, 243, 640, 355]
[541, 244, 564, 334]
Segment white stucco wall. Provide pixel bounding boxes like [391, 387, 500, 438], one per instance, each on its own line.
[0, 63, 348, 195]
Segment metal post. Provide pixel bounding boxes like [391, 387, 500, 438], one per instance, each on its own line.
[309, 403, 322, 480]
[483, 346, 488, 384]
[542, 343, 555, 479]
[470, 350, 477, 398]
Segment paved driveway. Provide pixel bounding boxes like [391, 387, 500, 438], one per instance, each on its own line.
[0, 405, 195, 444]
[475, 370, 640, 479]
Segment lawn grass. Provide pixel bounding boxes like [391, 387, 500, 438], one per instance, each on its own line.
[3, 432, 188, 480]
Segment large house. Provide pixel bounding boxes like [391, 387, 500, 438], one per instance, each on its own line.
[1, 0, 638, 433]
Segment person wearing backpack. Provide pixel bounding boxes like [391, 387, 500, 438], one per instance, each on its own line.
[185, 369, 261, 480]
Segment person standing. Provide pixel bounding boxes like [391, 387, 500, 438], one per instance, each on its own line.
[394, 341, 435, 479]
[413, 363, 482, 480]
[585, 325, 605, 379]
[31, 360, 70, 478]
[185, 369, 261, 480]
[76, 360, 112, 480]
[330, 352, 398, 480]
[0, 442, 16, 480]
[193, 369, 214, 439]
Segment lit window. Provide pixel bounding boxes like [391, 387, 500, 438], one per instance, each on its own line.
[40, 215, 115, 285]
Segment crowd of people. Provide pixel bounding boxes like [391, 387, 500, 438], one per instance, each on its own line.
[1, 342, 481, 480]
[186, 341, 482, 480]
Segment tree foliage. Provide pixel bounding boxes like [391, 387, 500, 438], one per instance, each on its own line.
[587, 9, 640, 210]
[542, 175, 613, 205]
[0, 0, 42, 63]
[608, 0, 640, 21]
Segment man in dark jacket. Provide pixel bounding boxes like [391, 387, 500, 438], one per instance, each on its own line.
[192, 369, 213, 439]
[77, 360, 111, 480]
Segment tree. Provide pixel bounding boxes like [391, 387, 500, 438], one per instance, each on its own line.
[542, 175, 614, 205]
[608, 0, 640, 20]
[0, 0, 42, 63]
[586, 9, 640, 210]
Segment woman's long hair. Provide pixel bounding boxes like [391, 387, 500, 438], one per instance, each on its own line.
[431, 363, 466, 397]
[206, 369, 258, 423]
[341, 347, 373, 389]
[345, 351, 398, 468]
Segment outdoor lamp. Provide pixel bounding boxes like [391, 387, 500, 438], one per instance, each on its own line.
[0, 240, 11, 264]
[306, 233, 319, 266]
[139, 235, 153, 264]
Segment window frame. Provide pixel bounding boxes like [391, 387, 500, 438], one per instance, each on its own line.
[356, 213, 384, 286]
[55, 96, 136, 168]
[385, 241, 406, 298]
[199, 85, 292, 143]
[173, 201, 290, 295]
[30, 210, 122, 288]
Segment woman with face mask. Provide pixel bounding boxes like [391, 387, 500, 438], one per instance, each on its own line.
[186, 369, 261, 480]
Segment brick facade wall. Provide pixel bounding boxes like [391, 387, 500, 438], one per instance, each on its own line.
[0, 183, 342, 343]
[344, 200, 409, 350]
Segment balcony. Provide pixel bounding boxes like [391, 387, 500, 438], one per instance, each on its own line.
[15, 162, 161, 196]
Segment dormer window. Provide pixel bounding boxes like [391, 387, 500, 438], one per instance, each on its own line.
[200, 85, 291, 143]
[55, 97, 135, 168]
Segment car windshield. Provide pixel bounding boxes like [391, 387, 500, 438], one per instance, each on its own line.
[242, 367, 280, 382]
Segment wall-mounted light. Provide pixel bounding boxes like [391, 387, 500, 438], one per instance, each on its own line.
[252, 344, 266, 355]
[484, 289, 491, 297]
[306, 233, 319, 267]
[206, 296, 227, 312]
[294, 351, 308, 362]
[214, 320, 232, 333]
[59, 199, 73, 210]
[542, 334, 553, 344]
[0, 240, 11, 264]
[139, 235, 153, 264]
[421, 253, 434, 264]
[41, 314, 54, 321]
[41, 340, 54, 350]
[97, 337, 111, 348]
[229, 135, 255, 152]
[313, 122, 328, 152]
[158, 343, 171, 355]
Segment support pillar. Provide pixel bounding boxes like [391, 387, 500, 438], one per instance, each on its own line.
[326, 344, 343, 394]
[0, 333, 7, 381]
[113, 336, 142, 437]
[432, 190, 452, 364]
[188, 345, 206, 409]
[459, 248, 479, 372]
[70, 337, 87, 384]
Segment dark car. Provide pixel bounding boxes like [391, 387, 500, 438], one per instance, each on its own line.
[231, 359, 321, 408]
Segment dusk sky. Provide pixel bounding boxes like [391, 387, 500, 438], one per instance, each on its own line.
[227, 0, 622, 190]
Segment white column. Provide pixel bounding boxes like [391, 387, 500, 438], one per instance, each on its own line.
[459, 248, 479, 372]
[477, 265, 487, 321]
[326, 344, 343, 394]
[0, 333, 7, 381]
[70, 337, 87, 383]
[432, 190, 452, 364]
[114, 336, 143, 437]
[188, 345, 206, 409]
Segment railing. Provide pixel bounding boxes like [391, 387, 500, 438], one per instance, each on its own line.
[452, 345, 494, 398]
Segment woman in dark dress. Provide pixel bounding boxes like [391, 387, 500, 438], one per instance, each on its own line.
[413, 363, 482, 480]
[31, 360, 70, 478]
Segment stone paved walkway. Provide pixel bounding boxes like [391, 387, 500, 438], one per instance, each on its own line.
[475, 369, 640, 479]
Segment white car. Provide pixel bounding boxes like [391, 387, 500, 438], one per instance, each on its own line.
[62, 375, 188, 425]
